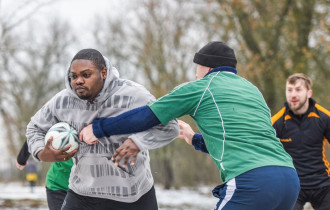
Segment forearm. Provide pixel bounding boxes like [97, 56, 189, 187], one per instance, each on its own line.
[129, 119, 179, 151]
[93, 105, 161, 138]
[26, 123, 46, 160]
[192, 133, 209, 154]
[26, 101, 57, 160]
[17, 141, 30, 165]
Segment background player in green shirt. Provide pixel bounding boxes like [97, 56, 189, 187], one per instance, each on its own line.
[80, 41, 300, 210]
[16, 140, 73, 210]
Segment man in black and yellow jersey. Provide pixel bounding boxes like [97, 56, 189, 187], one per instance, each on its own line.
[272, 73, 330, 210]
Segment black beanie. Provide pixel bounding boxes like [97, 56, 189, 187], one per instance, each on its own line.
[193, 41, 237, 68]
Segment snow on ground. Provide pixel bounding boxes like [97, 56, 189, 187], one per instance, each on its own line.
[0, 182, 46, 200]
[155, 186, 217, 210]
[0, 182, 218, 210]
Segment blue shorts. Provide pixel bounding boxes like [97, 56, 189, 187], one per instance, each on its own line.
[213, 166, 300, 210]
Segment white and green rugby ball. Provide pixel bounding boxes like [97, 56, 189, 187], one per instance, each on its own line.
[45, 122, 79, 153]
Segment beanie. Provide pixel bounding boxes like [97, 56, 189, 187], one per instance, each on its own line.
[193, 41, 237, 68]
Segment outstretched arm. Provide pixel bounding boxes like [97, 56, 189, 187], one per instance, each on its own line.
[16, 141, 30, 170]
[178, 120, 209, 154]
[178, 120, 195, 145]
[94, 105, 161, 138]
[80, 105, 161, 144]
[80, 105, 179, 168]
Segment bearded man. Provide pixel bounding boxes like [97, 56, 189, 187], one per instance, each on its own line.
[272, 73, 330, 210]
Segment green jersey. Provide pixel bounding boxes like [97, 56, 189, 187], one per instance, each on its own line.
[148, 71, 294, 183]
[46, 159, 73, 191]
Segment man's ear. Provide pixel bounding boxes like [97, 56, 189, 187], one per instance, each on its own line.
[102, 68, 107, 79]
[307, 89, 313, 98]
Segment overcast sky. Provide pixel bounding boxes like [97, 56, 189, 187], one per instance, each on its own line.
[0, 0, 128, 165]
[2, 0, 120, 21]
[1, 0, 129, 46]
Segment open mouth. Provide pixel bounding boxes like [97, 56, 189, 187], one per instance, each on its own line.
[291, 100, 298, 104]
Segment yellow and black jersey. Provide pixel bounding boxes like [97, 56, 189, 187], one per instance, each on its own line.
[272, 98, 330, 189]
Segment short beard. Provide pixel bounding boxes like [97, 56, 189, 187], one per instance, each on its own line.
[289, 96, 308, 114]
[76, 93, 92, 100]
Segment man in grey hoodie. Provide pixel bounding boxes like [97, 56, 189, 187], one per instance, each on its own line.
[26, 49, 179, 210]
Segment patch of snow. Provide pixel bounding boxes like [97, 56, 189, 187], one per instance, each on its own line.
[0, 182, 218, 210]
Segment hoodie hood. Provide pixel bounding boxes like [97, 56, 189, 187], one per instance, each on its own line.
[65, 56, 120, 104]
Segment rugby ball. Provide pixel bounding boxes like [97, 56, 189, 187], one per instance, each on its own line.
[44, 122, 79, 153]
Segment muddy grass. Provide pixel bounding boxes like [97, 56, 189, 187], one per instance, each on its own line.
[0, 199, 48, 210]
[0, 198, 315, 210]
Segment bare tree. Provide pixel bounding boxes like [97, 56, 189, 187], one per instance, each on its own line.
[92, 0, 329, 188]
[0, 0, 63, 156]
[0, 19, 75, 157]
[199, 0, 329, 111]
[94, 0, 220, 188]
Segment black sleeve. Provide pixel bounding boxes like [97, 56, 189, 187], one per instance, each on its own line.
[192, 133, 209, 154]
[17, 141, 30, 165]
[325, 116, 330, 144]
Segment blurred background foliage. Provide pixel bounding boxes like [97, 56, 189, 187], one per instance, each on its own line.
[0, 0, 329, 189]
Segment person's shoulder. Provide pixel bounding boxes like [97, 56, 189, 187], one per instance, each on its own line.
[314, 104, 330, 118]
[115, 78, 142, 89]
[163, 81, 199, 96]
[173, 81, 193, 89]
[40, 89, 68, 106]
[271, 107, 287, 125]
[50, 89, 70, 98]
[125, 79, 146, 88]
[117, 79, 156, 100]
[122, 79, 152, 93]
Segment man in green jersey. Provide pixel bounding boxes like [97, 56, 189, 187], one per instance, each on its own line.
[80, 41, 300, 210]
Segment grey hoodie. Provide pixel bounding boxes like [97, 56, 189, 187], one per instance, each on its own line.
[26, 57, 179, 202]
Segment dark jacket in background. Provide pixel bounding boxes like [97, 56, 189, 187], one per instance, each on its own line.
[272, 98, 330, 189]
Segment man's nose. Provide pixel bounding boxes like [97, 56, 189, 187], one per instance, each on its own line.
[291, 90, 297, 97]
[76, 76, 84, 84]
